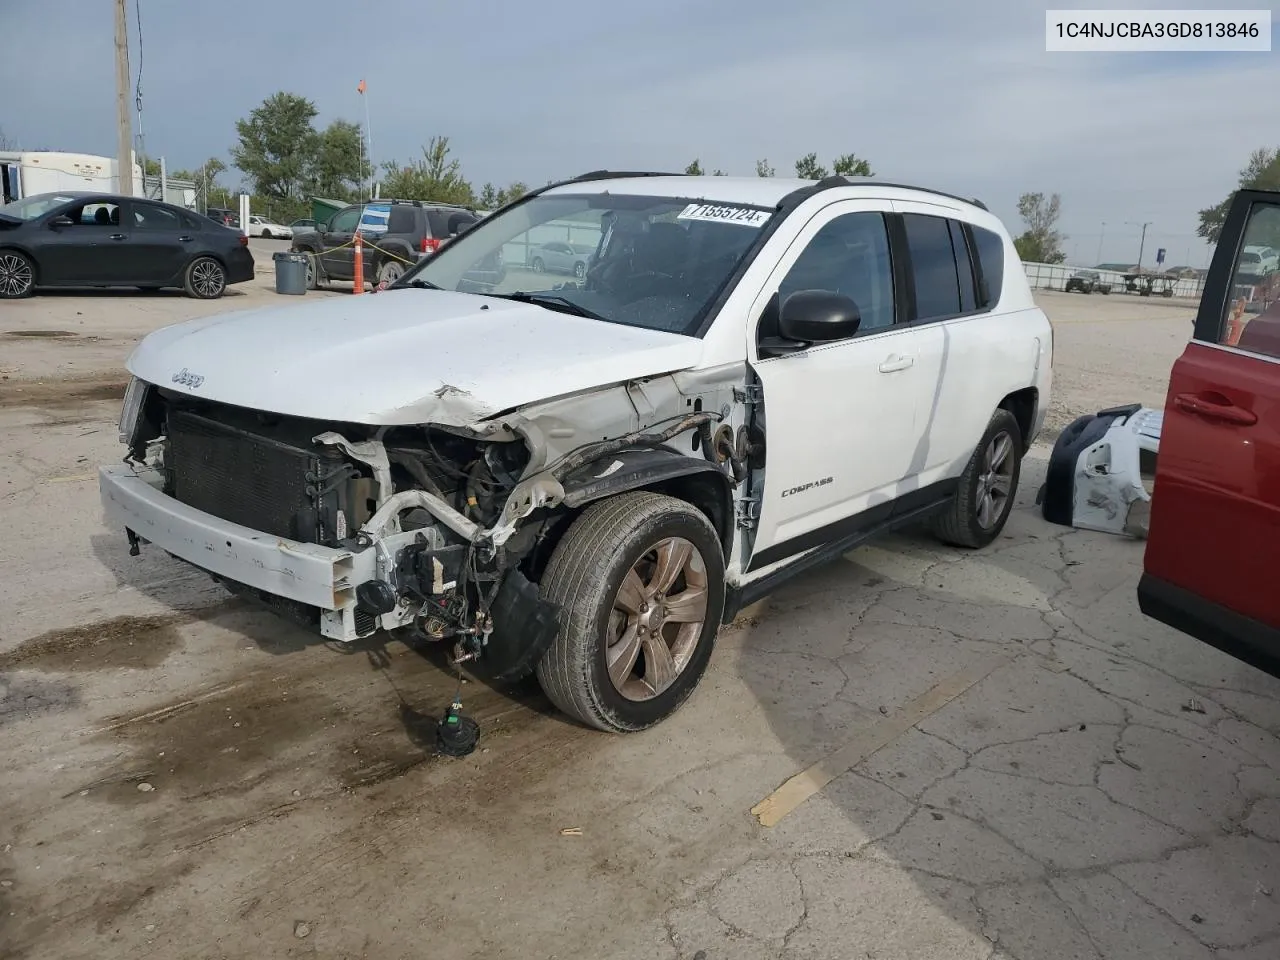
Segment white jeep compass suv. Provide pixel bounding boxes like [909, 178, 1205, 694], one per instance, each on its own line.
[102, 171, 1052, 733]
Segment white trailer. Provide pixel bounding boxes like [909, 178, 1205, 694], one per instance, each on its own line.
[0, 151, 144, 204]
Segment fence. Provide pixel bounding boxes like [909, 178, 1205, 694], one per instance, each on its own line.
[1020, 260, 1206, 300]
[501, 219, 602, 268]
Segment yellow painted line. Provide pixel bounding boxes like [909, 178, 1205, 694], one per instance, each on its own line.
[750, 653, 1009, 827]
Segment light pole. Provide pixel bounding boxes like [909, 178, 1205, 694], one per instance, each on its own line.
[1096, 221, 1106, 265]
[1127, 220, 1153, 271]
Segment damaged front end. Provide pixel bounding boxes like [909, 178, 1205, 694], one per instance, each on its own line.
[102, 375, 739, 681]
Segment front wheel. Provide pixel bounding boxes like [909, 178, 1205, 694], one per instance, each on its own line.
[261, 229, 273, 239]
[931, 409, 1022, 549]
[574, 261, 586, 279]
[183, 256, 226, 299]
[531, 257, 545, 273]
[535, 492, 725, 733]
[0, 250, 36, 299]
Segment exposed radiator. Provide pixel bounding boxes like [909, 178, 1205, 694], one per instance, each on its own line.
[166, 409, 341, 543]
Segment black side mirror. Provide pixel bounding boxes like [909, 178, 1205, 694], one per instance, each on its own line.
[49, 215, 74, 229]
[778, 289, 861, 343]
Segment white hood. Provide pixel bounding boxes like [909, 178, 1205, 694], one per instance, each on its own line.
[127, 290, 705, 426]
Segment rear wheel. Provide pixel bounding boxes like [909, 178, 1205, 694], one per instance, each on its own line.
[184, 257, 226, 299]
[931, 409, 1022, 549]
[377, 260, 405, 285]
[531, 257, 545, 273]
[535, 492, 725, 733]
[303, 252, 323, 290]
[0, 250, 35, 299]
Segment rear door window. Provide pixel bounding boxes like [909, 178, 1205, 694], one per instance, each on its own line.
[387, 205, 417, 234]
[903, 213, 961, 320]
[949, 220, 977, 313]
[969, 226, 1005, 307]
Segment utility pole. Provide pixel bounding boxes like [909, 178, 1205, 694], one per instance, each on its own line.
[1096, 222, 1106, 265]
[1127, 220, 1152, 271]
[113, 0, 134, 196]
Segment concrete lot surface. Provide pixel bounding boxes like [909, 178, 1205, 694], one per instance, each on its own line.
[2, 288, 1278, 960]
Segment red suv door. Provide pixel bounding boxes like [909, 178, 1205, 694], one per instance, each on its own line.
[1139, 189, 1280, 677]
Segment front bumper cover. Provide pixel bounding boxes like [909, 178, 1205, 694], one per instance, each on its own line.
[99, 463, 372, 637]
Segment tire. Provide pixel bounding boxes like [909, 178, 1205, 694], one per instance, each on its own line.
[531, 257, 545, 273]
[183, 256, 226, 299]
[574, 261, 586, 279]
[377, 260, 405, 285]
[535, 491, 725, 733]
[303, 251, 323, 290]
[0, 249, 36, 299]
[261, 229, 273, 239]
[931, 408, 1022, 549]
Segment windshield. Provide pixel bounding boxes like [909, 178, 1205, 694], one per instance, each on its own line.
[0, 193, 77, 221]
[396, 192, 773, 335]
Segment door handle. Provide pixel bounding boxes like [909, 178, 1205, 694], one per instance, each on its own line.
[878, 355, 914, 373]
[109, 233, 127, 241]
[177, 235, 193, 242]
[1174, 392, 1257, 426]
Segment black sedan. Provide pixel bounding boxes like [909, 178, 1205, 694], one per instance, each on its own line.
[0, 192, 255, 299]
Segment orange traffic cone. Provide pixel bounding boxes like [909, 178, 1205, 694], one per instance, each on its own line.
[353, 231, 364, 295]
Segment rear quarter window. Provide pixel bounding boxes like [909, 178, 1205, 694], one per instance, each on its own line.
[427, 209, 477, 238]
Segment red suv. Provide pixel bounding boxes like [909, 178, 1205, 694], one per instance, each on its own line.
[1140, 188, 1280, 677]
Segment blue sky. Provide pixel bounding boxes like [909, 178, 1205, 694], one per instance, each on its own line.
[2, 0, 1276, 267]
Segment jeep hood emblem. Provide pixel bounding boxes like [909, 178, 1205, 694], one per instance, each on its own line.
[171, 368, 205, 388]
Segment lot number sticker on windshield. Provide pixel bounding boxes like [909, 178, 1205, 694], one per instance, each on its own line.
[677, 203, 770, 228]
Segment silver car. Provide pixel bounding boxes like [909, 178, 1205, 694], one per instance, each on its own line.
[530, 240, 593, 278]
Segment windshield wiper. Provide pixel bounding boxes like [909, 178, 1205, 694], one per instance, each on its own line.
[404, 278, 441, 290]
[488, 291, 609, 322]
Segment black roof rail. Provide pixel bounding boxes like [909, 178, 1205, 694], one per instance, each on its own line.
[776, 175, 988, 213]
[570, 170, 687, 183]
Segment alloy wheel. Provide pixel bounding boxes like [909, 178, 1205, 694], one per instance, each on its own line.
[975, 430, 1015, 529]
[191, 259, 225, 298]
[0, 253, 34, 297]
[605, 537, 708, 701]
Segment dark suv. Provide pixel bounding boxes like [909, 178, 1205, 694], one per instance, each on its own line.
[1064, 269, 1111, 295]
[291, 199, 490, 289]
[205, 207, 238, 228]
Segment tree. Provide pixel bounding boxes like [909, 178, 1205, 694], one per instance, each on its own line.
[495, 181, 528, 205]
[1013, 191, 1066, 264]
[379, 136, 474, 206]
[755, 158, 775, 178]
[231, 92, 321, 201]
[1197, 147, 1280, 245]
[478, 183, 500, 208]
[311, 119, 370, 199]
[684, 159, 704, 176]
[794, 153, 828, 179]
[832, 153, 874, 178]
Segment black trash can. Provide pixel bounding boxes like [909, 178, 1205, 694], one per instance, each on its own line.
[273, 251, 309, 296]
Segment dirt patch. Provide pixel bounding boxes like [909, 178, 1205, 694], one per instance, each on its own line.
[4, 330, 78, 339]
[0, 614, 186, 672]
[0, 373, 128, 410]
